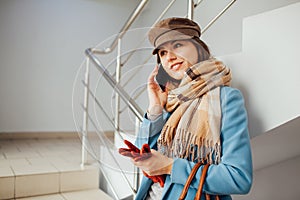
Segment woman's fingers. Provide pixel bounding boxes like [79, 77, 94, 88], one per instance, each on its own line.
[131, 149, 173, 175]
[147, 65, 167, 110]
[124, 140, 140, 153]
[148, 65, 159, 83]
[148, 66, 160, 90]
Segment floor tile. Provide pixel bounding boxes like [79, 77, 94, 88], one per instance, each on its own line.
[0, 153, 5, 160]
[0, 159, 10, 167]
[1, 147, 20, 154]
[17, 194, 65, 200]
[4, 151, 41, 159]
[12, 163, 58, 176]
[26, 158, 53, 166]
[62, 189, 112, 200]
[0, 166, 14, 177]
[8, 158, 31, 167]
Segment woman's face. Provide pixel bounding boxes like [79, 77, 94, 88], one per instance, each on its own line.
[158, 39, 198, 80]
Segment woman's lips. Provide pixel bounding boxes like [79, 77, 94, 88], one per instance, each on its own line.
[170, 62, 183, 70]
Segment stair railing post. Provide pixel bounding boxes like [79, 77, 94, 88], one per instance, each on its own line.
[133, 117, 142, 195]
[114, 38, 122, 136]
[187, 0, 194, 20]
[81, 58, 90, 168]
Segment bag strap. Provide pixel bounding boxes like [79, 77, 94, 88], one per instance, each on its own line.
[178, 162, 202, 200]
[179, 163, 220, 200]
[194, 164, 210, 200]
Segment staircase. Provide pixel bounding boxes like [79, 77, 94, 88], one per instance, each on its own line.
[0, 136, 112, 200]
[217, 2, 300, 199]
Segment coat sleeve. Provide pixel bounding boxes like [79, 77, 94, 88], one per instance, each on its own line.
[135, 112, 170, 149]
[170, 87, 253, 195]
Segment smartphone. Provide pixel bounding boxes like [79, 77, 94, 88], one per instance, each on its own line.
[155, 64, 169, 91]
[155, 64, 181, 91]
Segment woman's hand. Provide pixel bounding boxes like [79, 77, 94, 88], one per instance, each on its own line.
[147, 65, 168, 113]
[132, 149, 173, 176]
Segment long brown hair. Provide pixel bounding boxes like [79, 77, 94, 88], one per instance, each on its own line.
[192, 37, 211, 62]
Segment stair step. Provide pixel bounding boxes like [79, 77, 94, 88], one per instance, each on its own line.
[0, 138, 101, 199]
[0, 164, 99, 199]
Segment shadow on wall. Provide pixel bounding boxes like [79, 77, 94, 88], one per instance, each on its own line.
[237, 84, 264, 139]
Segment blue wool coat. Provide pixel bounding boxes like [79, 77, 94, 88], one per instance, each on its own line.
[134, 87, 253, 200]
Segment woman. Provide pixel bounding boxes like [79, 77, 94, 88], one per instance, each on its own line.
[132, 17, 252, 200]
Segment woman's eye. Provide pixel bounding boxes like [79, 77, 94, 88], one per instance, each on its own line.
[159, 50, 167, 57]
[174, 43, 183, 48]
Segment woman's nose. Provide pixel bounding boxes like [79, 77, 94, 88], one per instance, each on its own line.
[166, 51, 177, 61]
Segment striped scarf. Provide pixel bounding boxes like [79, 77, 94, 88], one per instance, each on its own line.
[157, 58, 231, 164]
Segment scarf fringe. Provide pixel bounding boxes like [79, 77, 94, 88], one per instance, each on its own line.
[158, 127, 221, 164]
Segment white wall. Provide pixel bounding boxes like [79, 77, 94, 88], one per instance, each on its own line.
[219, 2, 300, 137]
[222, 3, 300, 199]
[198, 0, 300, 56]
[233, 155, 300, 200]
[1, 0, 299, 133]
[0, 0, 139, 132]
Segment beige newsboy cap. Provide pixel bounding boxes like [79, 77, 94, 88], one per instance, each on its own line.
[148, 17, 201, 55]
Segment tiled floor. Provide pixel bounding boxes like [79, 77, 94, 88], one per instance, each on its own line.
[0, 138, 88, 175]
[0, 137, 111, 200]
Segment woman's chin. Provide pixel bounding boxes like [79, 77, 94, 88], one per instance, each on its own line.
[167, 71, 184, 80]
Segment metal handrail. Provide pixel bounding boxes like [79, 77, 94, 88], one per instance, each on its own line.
[120, 0, 177, 67]
[84, 110, 137, 195]
[202, 0, 237, 33]
[194, 0, 204, 8]
[92, 0, 149, 54]
[85, 48, 144, 122]
[82, 81, 124, 140]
